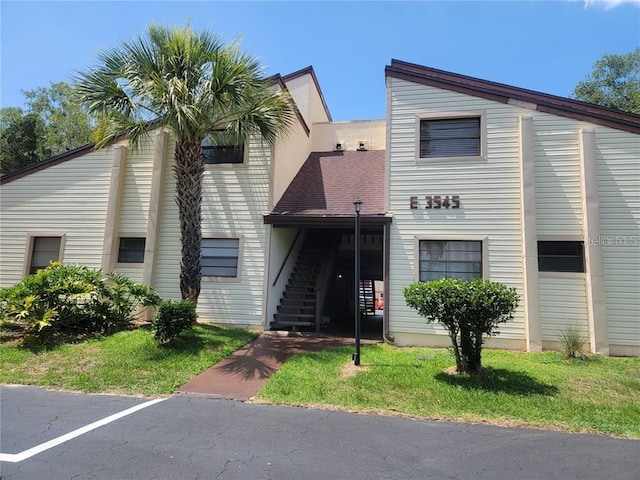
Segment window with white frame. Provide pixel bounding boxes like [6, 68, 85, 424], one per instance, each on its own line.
[29, 237, 62, 274]
[202, 238, 239, 277]
[419, 117, 481, 159]
[117, 237, 146, 263]
[418, 240, 482, 281]
[202, 130, 245, 165]
[537, 241, 585, 273]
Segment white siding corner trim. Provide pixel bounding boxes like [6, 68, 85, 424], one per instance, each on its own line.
[579, 129, 609, 355]
[101, 145, 127, 272]
[519, 116, 542, 352]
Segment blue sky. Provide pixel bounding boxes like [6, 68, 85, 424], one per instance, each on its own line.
[1, 1, 639, 121]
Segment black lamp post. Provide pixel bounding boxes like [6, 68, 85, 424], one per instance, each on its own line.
[353, 198, 362, 366]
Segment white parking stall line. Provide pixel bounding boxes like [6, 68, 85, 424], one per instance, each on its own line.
[0, 397, 167, 463]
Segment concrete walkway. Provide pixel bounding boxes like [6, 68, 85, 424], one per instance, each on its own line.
[176, 331, 360, 400]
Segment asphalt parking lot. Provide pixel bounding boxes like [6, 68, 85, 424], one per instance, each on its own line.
[1, 385, 638, 480]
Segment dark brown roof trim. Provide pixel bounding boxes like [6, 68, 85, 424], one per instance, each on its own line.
[386, 59, 640, 134]
[0, 118, 168, 185]
[266, 74, 310, 136]
[282, 66, 333, 122]
[1, 143, 96, 185]
[264, 213, 392, 228]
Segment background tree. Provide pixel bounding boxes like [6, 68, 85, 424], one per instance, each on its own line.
[76, 24, 294, 304]
[0, 82, 94, 175]
[571, 48, 640, 114]
[403, 278, 519, 374]
[23, 81, 95, 153]
[0, 113, 50, 174]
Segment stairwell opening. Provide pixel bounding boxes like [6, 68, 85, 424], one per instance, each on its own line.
[270, 228, 384, 341]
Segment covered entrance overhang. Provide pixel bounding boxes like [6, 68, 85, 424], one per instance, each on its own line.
[264, 214, 392, 229]
[262, 149, 392, 341]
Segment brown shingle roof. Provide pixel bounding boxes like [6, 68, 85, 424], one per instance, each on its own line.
[267, 150, 387, 224]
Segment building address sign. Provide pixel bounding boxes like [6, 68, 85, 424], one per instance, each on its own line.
[410, 195, 460, 209]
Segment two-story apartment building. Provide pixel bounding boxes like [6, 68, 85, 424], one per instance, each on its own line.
[1, 61, 638, 356]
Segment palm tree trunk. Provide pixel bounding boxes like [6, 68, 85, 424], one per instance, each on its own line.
[174, 138, 204, 304]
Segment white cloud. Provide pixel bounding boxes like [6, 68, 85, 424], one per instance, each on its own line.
[583, 0, 640, 9]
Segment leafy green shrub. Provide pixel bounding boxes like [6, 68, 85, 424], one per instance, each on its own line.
[1, 263, 161, 344]
[558, 324, 587, 359]
[152, 299, 197, 344]
[403, 278, 519, 374]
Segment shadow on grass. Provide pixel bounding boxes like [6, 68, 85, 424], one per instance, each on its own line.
[214, 335, 356, 381]
[155, 324, 257, 355]
[434, 367, 559, 397]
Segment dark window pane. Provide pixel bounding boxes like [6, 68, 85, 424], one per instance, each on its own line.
[202, 130, 245, 164]
[118, 237, 146, 263]
[420, 117, 480, 158]
[203, 145, 244, 164]
[30, 237, 61, 274]
[538, 241, 585, 273]
[419, 240, 482, 281]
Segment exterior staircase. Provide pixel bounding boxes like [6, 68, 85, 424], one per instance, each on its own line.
[271, 234, 333, 331]
[359, 279, 375, 315]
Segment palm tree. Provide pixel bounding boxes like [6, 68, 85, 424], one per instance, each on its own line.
[76, 25, 294, 304]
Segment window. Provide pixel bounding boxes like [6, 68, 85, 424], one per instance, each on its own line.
[202, 238, 239, 277]
[117, 237, 146, 263]
[538, 241, 585, 273]
[419, 117, 480, 158]
[419, 240, 482, 281]
[29, 237, 61, 274]
[202, 131, 244, 164]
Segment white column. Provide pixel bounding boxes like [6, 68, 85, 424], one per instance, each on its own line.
[579, 129, 609, 355]
[519, 116, 542, 352]
[142, 128, 168, 290]
[101, 145, 127, 272]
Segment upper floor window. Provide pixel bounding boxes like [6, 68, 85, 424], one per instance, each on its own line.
[202, 130, 245, 165]
[538, 241, 585, 273]
[419, 117, 481, 159]
[29, 236, 62, 274]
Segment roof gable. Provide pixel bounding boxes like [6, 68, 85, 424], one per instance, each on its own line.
[282, 66, 333, 123]
[385, 59, 640, 134]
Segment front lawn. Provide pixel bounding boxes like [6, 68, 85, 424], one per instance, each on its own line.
[0, 324, 258, 396]
[257, 344, 640, 439]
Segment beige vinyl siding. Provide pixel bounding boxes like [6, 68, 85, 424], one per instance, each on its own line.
[534, 126, 583, 236]
[0, 149, 113, 286]
[539, 276, 589, 342]
[113, 265, 144, 284]
[118, 139, 155, 233]
[153, 136, 271, 327]
[596, 128, 640, 348]
[152, 135, 181, 302]
[387, 78, 525, 340]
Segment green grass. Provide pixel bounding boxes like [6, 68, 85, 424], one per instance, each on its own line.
[257, 344, 640, 439]
[0, 324, 258, 396]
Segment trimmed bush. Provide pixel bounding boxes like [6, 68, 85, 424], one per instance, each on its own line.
[1, 263, 161, 344]
[152, 299, 197, 344]
[403, 278, 519, 374]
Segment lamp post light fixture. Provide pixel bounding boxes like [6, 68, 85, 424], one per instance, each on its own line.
[353, 198, 363, 366]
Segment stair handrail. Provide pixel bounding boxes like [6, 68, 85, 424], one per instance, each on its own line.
[272, 229, 302, 287]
